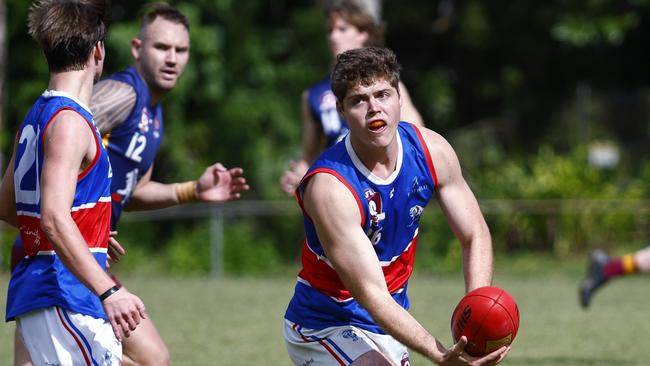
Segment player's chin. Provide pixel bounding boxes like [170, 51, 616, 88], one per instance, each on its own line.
[157, 78, 178, 91]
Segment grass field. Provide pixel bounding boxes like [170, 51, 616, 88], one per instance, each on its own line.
[1, 272, 648, 365]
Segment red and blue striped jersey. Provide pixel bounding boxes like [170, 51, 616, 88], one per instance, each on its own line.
[6, 90, 112, 321]
[285, 122, 438, 333]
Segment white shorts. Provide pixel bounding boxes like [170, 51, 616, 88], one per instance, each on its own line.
[17, 307, 122, 366]
[283, 319, 410, 366]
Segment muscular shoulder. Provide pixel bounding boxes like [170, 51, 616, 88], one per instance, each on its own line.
[416, 126, 463, 188]
[44, 110, 95, 152]
[302, 172, 361, 225]
[91, 79, 137, 134]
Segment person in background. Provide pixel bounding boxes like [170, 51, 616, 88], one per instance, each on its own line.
[279, 0, 423, 194]
[579, 247, 650, 308]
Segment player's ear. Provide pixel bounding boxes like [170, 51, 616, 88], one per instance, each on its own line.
[130, 38, 142, 60]
[93, 41, 105, 64]
[359, 31, 369, 46]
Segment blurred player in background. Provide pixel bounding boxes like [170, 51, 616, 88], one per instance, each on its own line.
[2, 0, 146, 364]
[279, 0, 423, 194]
[283, 47, 509, 365]
[12, 2, 249, 365]
[579, 246, 650, 308]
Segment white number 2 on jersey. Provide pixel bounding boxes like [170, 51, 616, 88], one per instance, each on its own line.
[14, 124, 41, 205]
[125, 132, 147, 163]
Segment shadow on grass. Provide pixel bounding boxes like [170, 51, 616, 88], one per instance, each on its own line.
[508, 356, 635, 365]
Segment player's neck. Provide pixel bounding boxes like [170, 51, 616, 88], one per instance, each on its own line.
[350, 138, 399, 180]
[47, 69, 95, 106]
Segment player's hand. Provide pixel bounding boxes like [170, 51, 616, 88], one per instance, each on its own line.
[106, 231, 125, 268]
[435, 337, 510, 365]
[101, 288, 147, 341]
[279, 159, 309, 195]
[196, 163, 249, 202]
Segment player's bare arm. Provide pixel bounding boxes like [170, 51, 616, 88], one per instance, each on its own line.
[91, 79, 137, 135]
[0, 153, 18, 227]
[280, 91, 325, 194]
[421, 127, 493, 292]
[40, 111, 145, 340]
[398, 81, 424, 127]
[300, 90, 327, 164]
[125, 162, 249, 211]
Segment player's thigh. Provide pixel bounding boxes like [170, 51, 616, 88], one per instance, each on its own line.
[283, 319, 407, 366]
[121, 315, 169, 366]
[14, 326, 33, 366]
[18, 307, 121, 366]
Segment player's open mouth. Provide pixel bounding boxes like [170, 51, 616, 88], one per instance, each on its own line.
[161, 70, 177, 79]
[368, 120, 386, 132]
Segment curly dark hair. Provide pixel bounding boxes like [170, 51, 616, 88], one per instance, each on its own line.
[28, 0, 110, 72]
[331, 47, 401, 103]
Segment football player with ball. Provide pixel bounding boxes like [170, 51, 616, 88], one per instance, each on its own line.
[283, 47, 511, 365]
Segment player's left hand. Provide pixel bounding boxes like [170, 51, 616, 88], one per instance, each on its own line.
[196, 163, 249, 202]
[107, 231, 126, 268]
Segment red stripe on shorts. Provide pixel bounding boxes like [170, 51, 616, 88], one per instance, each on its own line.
[56, 307, 92, 366]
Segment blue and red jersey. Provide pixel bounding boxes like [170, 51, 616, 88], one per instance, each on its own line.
[103, 66, 163, 226]
[284, 122, 438, 334]
[6, 90, 112, 321]
[307, 76, 349, 148]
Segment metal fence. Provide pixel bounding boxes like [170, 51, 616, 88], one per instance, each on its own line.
[119, 199, 650, 277]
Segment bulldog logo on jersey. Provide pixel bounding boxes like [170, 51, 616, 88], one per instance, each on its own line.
[408, 205, 424, 227]
[364, 188, 386, 227]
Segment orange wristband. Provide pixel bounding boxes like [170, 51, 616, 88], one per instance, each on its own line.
[176, 181, 198, 203]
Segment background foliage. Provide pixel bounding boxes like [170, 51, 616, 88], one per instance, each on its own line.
[3, 0, 650, 274]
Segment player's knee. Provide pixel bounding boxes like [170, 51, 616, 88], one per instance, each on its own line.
[123, 340, 169, 366]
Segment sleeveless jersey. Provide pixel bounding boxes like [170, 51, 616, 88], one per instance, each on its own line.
[6, 90, 112, 321]
[284, 122, 438, 334]
[103, 66, 163, 226]
[307, 76, 349, 147]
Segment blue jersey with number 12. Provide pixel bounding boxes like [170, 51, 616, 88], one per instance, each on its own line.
[103, 66, 163, 226]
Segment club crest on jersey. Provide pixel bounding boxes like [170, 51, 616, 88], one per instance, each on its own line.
[364, 188, 386, 227]
[139, 108, 150, 133]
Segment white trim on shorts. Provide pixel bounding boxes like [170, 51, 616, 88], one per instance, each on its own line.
[17, 306, 122, 366]
[283, 319, 410, 366]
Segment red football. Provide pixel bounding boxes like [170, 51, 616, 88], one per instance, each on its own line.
[450, 286, 519, 357]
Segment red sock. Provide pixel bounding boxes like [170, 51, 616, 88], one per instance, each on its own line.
[603, 254, 637, 279]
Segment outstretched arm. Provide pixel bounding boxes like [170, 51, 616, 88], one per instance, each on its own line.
[125, 163, 249, 211]
[91, 79, 137, 135]
[421, 127, 492, 292]
[302, 174, 506, 365]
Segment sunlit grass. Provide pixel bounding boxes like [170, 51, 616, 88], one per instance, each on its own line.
[1, 272, 648, 365]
